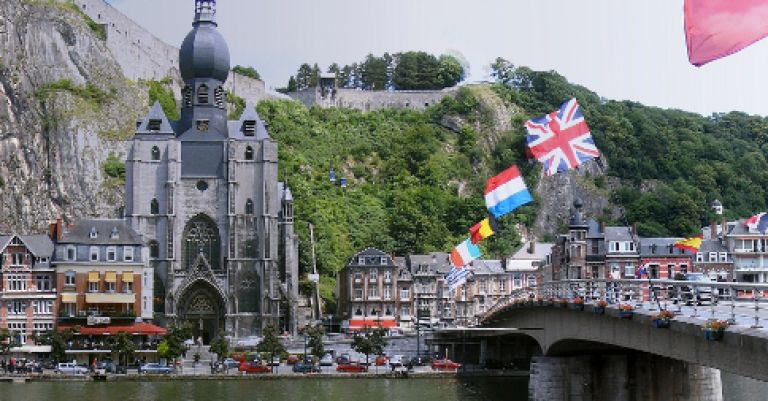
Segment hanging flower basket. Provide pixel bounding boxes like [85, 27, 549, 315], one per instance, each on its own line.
[570, 297, 585, 311]
[703, 320, 728, 341]
[618, 304, 634, 319]
[651, 310, 674, 328]
[593, 300, 607, 314]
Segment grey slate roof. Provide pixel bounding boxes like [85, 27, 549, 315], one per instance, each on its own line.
[226, 103, 270, 140]
[135, 101, 175, 136]
[510, 242, 554, 260]
[0, 235, 54, 257]
[638, 237, 692, 257]
[604, 226, 634, 241]
[59, 219, 143, 245]
[586, 219, 604, 238]
[408, 252, 452, 274]
[728, 219, 759, 236]
[698, 239, 728, 253]
[469, 259, 505, 275]
[347, 247, 396, 267]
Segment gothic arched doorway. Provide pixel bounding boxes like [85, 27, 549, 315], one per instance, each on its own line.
[177, 281, 225, 344]
[182, 214, 221, 270]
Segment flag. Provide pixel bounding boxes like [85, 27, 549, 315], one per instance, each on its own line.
[450, 238, 481, 268]
[524, 98, 600, 176]
[745, 212, 768, 233]
[685, 0, 768, 66]
[674, 235, 704, 252]
[484, 165, 533, 219]
[469, 218, 494, 244]
[446, 266, 471, 290]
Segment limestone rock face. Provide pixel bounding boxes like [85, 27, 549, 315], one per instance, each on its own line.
[0, 0, 143, 231]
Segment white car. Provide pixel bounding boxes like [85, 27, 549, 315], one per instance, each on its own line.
[56, 362, 89, 375]
[320, 354, 334, 366]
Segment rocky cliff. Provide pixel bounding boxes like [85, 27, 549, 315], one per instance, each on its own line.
[0, 0, 144, 232]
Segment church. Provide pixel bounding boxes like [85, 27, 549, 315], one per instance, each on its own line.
[123, 0, 299, 341]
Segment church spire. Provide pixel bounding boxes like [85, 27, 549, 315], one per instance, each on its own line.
[194, 0, 217, 25]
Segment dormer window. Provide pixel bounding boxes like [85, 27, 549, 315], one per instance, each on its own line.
[89, 227, 98, 239]
[197, 84, 209, 104]
[110, 227, 119, 240]
[243, 120, 256, 136]
[245, 146, 254, 160]
[183, 85, 193, 107]
[148, 119, 161, 131]
[151, 146, 160, 161]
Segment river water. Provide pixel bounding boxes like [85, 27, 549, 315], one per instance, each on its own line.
[0, 377, 530, 401]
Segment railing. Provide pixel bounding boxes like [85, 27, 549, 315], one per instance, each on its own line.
[480, 279, 768, 329]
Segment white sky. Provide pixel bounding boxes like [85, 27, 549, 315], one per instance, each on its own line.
[107, 0, 768, 117]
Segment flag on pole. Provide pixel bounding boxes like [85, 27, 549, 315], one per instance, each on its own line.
[685, 0, 768, 66]
[469, 218, 494, 244]
[450, 238, 481, 268]
[524, 98, 600, 176]
[673, 235, 704, 252]
[484, 165, 533, 219]
[446, 266, 471, 290]
[745, 212, 768, 233]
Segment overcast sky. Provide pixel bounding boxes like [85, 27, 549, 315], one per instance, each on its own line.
[107, 0, 768, 117]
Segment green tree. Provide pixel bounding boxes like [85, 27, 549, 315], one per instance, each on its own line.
[0, 329, 19, 360]
[232, 65, 261, 80]
[438, 54, 465, 87]
[306, 325, 325, 366]
[208, 330, 229, 361]
[147, 79, 179, 120]
[392, 51, 442, 90]
[158, 323, 192, 364]
[309, 63, 321, 88]
[256, 325, 285, 372]
[102, 153, 126, 180]
[110, 332, 135, 369]
[295, 63, 313, 90]
[351, 332, 374, 366]
[287, 75, 298, 92]
[490, 57, 514, 85]
[36, 330, 73, 363]
[360, 54, 389, 90]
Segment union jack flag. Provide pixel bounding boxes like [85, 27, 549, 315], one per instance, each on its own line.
[524, 98, 600, 176]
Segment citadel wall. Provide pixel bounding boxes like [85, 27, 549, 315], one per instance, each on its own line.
[71, 0, 276, 103]
[288, 87, 456, 111]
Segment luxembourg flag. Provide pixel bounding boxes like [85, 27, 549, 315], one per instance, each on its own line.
[450, 238, 481, 268]
[484, 165, 534, 219]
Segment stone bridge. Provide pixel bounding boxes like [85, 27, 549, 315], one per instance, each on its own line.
[433, 280, 768, 401]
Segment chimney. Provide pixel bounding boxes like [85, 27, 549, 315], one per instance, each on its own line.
[528, 240, 536, 254]
[47, 217, 64, 241]
[710, 222, 717, 239]
[599, 221, 605, 233]
[721, 218, 727, 239]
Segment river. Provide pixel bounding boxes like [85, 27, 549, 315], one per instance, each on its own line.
[0, 377, 530, 401]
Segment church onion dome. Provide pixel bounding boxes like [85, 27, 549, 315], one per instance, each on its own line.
[179, 0, 230, 82]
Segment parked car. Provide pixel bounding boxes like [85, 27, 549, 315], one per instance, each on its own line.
[222, 358, 240, 370]
[95, 361, 116, 374]
[431, 359, 461, 370]
[336, 363, 368, 373]
[292, 362, 320, 373]
[389, 355, 404, 368]
[677, 273, 717, 305]
[375, 355, 388, 366]
[319, 354, 334, 366]
[265, 355, 281, 366]
[410, 356, 431, 366]
[56, 362, 89, 375]
[336, 353, 351, 365]
[140, 363, 173, 374]
[286, 355, 299, 365]
[239, 361, 271, 374]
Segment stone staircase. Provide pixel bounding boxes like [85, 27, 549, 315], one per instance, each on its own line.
[181, 345, 217, 371]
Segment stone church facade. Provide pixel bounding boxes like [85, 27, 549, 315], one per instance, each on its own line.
[123, 0, 298, 340]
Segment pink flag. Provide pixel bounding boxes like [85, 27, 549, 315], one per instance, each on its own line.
[685, 0, 768, 66]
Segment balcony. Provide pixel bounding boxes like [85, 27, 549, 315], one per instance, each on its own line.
[368, 278, 377, 283]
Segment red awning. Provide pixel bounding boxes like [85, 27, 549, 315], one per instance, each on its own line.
[347, 318, 397, 330]
[58, 322, 166, 336]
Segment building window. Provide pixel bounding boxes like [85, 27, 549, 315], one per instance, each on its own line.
[90, 246, 99, 261]
[380, 256, 388, 265]
[196, 119, 209, 132]
[400, 287, 410, 300]
[245, 146, 254, 160]
[499, 278, 506, 292]
[719, 252, 728, 262]
[243, 120, 256, 136]
[680, 264, 688, 275]
[368, 269, 377, 282]
[123, 280, 134, 293]
[197, 84, 209, 104]
[7, 323, 27, 344]
[124, 247, 134, 262]
[149, 241, 159, 259]
[368, 285, 378, 298]
[609, 242, 619, 252]
[400, 305, 410, 318]
[8, 301, 26, 314]
[66, 246, 76, 261]
[354, 271, 362, 283]
[245, 199, 254, 215]
[107, 246, 117, 262]
[90, 227, 98, 239]
[106, 281, 116, 293]
[512, 274, 522, 289]
[696, 252, 703, 262]
[623, 242, 635, 252]
[151, 198, 159, 215]
[33, 301, 52, 314]
[65, 271, 76, 286]
[708, 252, 717, 262]
[649, 264, 659, 279]
[34, 275, 51, 291]
[667, 264, 675, 279]
[151, 146, 161, 160]
[354, 288, 363, 300]
[479, 279, 486, 294]
[383, 271, 392, 283]
[527, 275, 537, 287]
[7, 275, 27, 292]
[624, 264, 635, 277]
[358, 256, 365, 265]
[384, 286, 391, 300]
[88, 281, 99, 293]
[10, 253, 24, 266]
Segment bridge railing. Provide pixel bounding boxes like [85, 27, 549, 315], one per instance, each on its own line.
[481, 279, 768, 329]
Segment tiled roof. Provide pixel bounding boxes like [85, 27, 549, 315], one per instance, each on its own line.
[59, 219, 142, 245]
